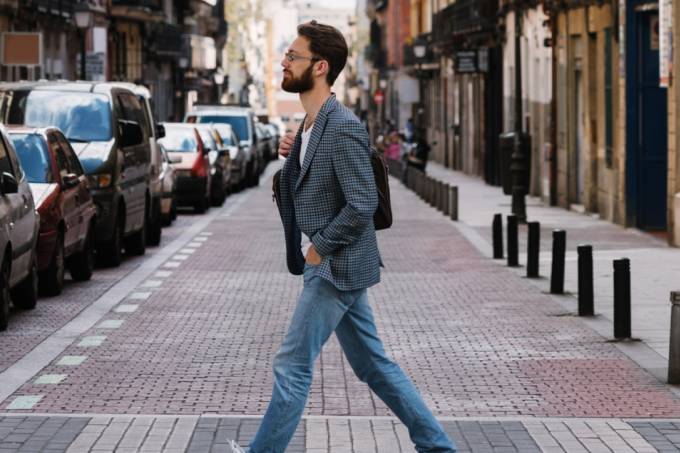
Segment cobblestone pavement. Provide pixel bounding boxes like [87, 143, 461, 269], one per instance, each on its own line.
[0, 162, 679, 451]
[426, 161, 680, 360]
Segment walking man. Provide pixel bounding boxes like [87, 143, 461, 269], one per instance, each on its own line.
[231, 21, 457, 453]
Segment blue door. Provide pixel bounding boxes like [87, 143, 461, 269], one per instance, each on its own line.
[635, 11, 667, 230]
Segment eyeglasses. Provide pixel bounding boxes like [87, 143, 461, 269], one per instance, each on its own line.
[284, 51, 320, 63]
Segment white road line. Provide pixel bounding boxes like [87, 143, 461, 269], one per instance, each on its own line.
[56, 356, 87, 366]
[77, 336, 106, 347]
[97, 320, 123, 329]
[34, 374, 67, 385]
[6, 395, 42, 410]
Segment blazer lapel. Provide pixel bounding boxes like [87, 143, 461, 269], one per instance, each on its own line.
[295, 95, 337, 191]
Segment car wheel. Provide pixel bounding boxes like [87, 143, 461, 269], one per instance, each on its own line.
[211, 178, 225, 207]
[125, 216, 147, 256]
[69, 223, 94, 281]
[12, 251, 38, 310]
[171, 196, 178, 221]
[0, 261, 10, 331]
[194, 195, 207, 214]
[40, 232, 65, 297]
[98, 214, 123, 267]
[147, 202, 162, 247]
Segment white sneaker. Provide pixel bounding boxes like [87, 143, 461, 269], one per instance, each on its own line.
[229, 439, 247, 453]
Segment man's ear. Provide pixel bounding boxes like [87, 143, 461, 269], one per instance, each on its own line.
[315, 60, 329, 79]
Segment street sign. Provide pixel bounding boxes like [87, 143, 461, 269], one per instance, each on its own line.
[454, 48, 489, 74]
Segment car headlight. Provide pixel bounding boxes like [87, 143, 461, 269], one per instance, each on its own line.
[87, 173, 112, 188]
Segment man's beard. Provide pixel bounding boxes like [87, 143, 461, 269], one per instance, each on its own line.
[282, 64, 314, 93]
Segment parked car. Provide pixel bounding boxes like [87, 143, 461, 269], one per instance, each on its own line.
[0, 124, 40, 331]
[8, 127, 96, 296]
[158, 144, 178, 225]
[264, 123, 281, 156]
[212, 123, 246, 192]
[255, 123, 274, 162]
[109, 82, 165, 246]
[0, 82, 151, 267]
[184, 106, 262, 187]
[158, 123, 211, 213]
[194, 124, 231, 206]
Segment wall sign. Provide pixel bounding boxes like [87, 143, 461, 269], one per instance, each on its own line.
[659, 0, 672, 87]
[454, 49, 488, 74]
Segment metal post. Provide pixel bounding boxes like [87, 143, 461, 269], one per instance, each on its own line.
[613, 258, 631, 339]
[492, 213, 503, 259]
[443, 183, 450, 216]
[439, 182, 446, 213]
[550, 230, 566, 294]
[449, 186, 458, 221]
[526, 221, 540, 278]
[577, 245, 594, 316]
[507, 214, 519, 267]
[80, 29, 87, 80]
[669, 291, 680, 384]
[510, 2, 527, 223]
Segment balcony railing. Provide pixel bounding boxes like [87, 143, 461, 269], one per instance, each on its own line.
[23, 0, 73, 17]
[111, 0, 162, 9]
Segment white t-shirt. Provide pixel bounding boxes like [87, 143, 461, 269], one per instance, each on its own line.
[300, 125, 313, 258]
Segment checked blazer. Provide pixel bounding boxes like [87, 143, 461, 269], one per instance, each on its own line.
[278, 94, 381, 291]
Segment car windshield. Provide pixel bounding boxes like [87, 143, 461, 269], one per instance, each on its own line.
[214, 127, 234, 146]
[158, 127, 198, 152]
[195, 115, 248, 142]
[197, 129, 217, 150]
[9, 133, 52, 183]
[8, 91, 112, 142]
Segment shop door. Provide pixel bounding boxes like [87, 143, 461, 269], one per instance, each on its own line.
[635, 10, 667, 229]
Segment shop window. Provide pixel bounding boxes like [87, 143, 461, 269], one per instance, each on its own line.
[604, 28, 613, 169]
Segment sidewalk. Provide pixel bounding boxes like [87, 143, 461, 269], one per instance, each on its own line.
[0, 162, 679, 452]
[426, 162, 678, 363]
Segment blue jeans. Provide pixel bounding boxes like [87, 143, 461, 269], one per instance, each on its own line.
[249, 265, 456, 453]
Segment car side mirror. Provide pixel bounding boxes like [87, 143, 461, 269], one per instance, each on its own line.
[0, 172, 18, 195]
[62, 173, 80, 189]
[155, 123, 165, 139]
[118, 120, 144, 148]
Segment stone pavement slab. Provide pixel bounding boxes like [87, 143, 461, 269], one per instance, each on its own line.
[0, 415, 678, 452]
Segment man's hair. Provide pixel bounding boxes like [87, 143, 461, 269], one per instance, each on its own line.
[297, 21, 348, 86]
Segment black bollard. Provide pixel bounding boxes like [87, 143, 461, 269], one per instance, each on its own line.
[507, 215, 519, 267]
[443, 183, 450, 216]
[669, 291, 680, 384]
[577, 245, 594, 316]
[440, 182, 447, 213]
[492, 214, 503, 259]
[613, 258, 631, 339]
[449, 186, 458, 221]
[526, 222, 540, 278]
[550, 230, 566, 294]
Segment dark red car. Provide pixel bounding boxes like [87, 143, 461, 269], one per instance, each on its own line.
[8, 127, 96, 296]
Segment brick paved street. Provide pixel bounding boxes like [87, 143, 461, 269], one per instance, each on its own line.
[0, 162, 679, 452]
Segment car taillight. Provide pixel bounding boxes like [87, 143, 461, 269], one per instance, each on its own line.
[191, 154, 206, 178]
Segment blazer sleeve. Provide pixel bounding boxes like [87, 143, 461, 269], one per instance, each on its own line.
[311, 120, 378, 257]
